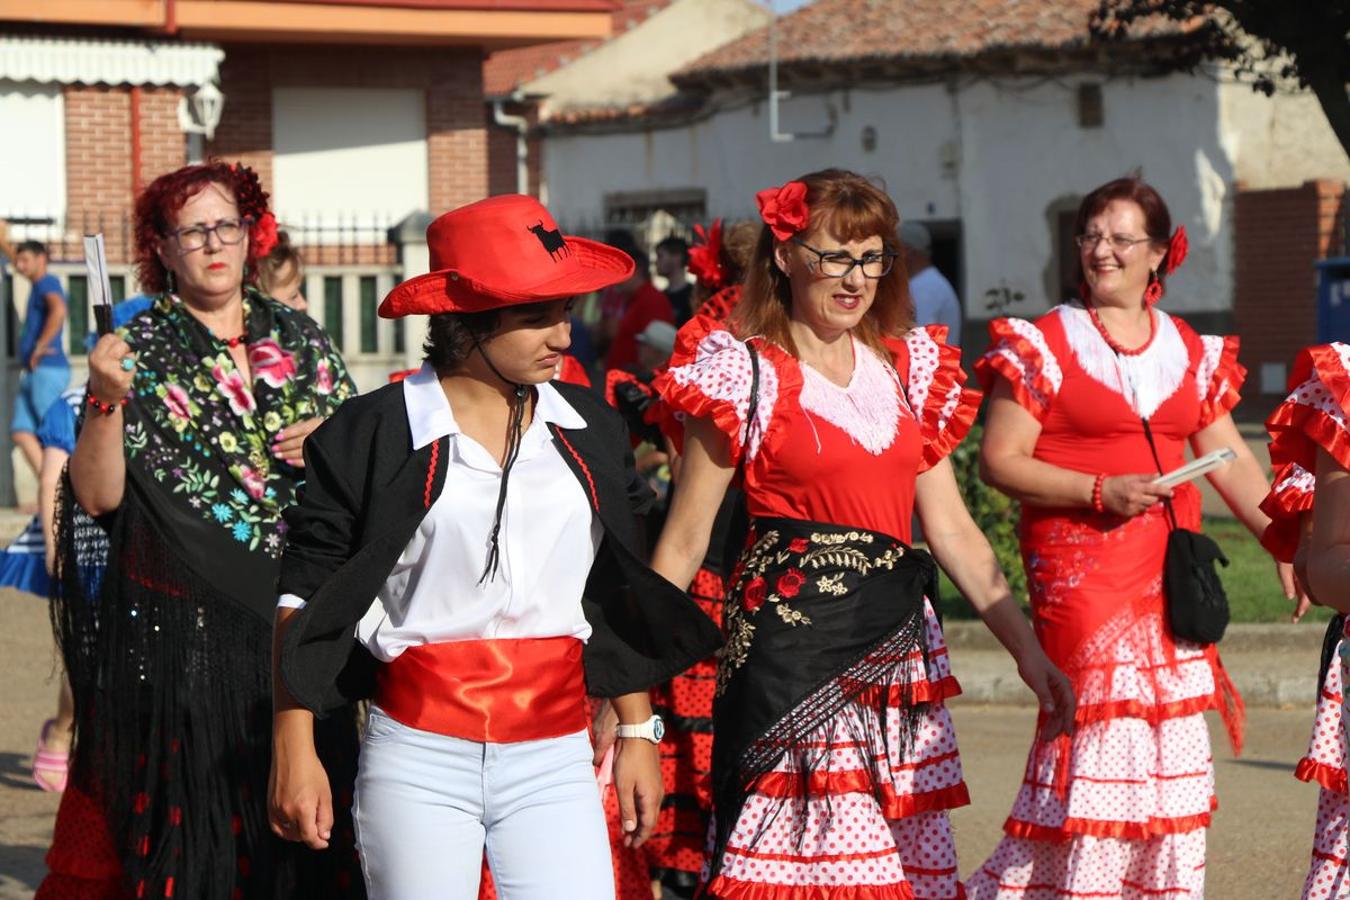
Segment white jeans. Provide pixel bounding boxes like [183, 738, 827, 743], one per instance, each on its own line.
[353, 707, 615, 900]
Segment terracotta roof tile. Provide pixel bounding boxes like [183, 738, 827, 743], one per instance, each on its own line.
[676, 0, 1188, 83]
[484, 0, 670, 96]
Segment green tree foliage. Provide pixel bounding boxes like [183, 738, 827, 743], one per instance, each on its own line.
[947, 422, 1028, 607]
[1091, 0, 1350, 156]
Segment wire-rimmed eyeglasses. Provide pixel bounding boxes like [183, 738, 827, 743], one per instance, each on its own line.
[1074, 232, 1152, 253]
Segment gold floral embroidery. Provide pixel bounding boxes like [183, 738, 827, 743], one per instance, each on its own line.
[715, 526, 909, 695]
[816, 573, 848, 596]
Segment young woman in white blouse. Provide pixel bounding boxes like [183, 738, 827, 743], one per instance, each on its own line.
[266, 195, 720, 899]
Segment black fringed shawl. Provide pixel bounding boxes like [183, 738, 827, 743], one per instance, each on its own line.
[709, 517, 938, 879]
[52, 292, 364, 900]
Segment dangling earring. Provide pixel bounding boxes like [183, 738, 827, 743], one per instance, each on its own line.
[165, 268, 177, 296]
[1144, 269, 1164, 305]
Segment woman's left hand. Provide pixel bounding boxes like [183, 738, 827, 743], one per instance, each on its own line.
[1279, 559, 1314, 622]
[1016, 647, 1077, 739]
[611, 737, 663, 848]
[272, 418, 323, 467]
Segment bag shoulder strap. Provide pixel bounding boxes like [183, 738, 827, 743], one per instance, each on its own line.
[1139, 414, 1180, 531]
[741, 340, 761, 467]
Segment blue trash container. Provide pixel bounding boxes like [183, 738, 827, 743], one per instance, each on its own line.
[1317, 257, 1350, 343]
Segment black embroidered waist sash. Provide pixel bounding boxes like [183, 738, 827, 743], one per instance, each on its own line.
[710, 516, 938, 873]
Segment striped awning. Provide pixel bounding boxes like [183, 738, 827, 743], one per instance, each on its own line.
[0, 34, 223, 87]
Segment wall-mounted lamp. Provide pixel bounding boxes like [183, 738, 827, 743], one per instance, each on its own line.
[178, 81, 225, 141]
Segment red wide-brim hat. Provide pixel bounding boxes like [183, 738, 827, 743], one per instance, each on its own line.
[379, 194, 635, 318]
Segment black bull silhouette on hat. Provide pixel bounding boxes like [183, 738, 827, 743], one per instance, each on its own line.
[528, 221, 570, 261]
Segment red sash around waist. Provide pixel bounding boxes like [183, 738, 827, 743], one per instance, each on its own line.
[375, 637, 588, 743]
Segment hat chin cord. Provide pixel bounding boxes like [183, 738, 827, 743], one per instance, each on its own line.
[470, 335, 529, 584]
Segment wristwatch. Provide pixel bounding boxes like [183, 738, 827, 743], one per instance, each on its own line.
[615, 714, 665, 744]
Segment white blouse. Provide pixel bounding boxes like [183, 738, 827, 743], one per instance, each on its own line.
[278, 364, 603, 662]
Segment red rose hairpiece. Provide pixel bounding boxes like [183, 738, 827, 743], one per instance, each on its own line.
[251, 211, 279, 259]
[228, 162, 276, 259]
[687, 219, 725, 290]
[1164, 225, 1188, 275]
[755, 181, 809, 242]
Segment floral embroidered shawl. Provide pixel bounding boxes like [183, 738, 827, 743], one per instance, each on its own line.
[118, 289, 355, 618]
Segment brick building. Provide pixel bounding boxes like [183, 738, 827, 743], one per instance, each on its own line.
[0, 0, 617, 392]
[0, 0, 616, 501]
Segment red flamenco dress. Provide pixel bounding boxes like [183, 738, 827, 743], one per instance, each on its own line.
[1262, 343, 1350, 900]
[656, 316, 979, 900]
[965, 303, 1246, 899]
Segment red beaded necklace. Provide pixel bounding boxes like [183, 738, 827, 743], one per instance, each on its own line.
[222, 333, 249, 348]
[1086, 302, 1155, 357]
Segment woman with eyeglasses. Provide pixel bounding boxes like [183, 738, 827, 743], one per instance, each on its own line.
[38, 161, 362, 900]
[966, 176, 1299, 899]
[649, 168, 1075, 899]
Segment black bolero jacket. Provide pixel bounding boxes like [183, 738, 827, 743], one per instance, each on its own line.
[276, 379, 723, 716]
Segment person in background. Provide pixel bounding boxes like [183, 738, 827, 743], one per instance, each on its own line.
[655, 236, 694, 326]
[0, 233, 70, 478]
[593, 228, 639, 360]
[605, 236, 674, 372]
[256, 231, 308, 312]
[899, 220, 961, 345]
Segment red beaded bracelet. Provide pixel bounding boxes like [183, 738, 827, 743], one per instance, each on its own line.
[1091, 473, 1107, 514]
[86, 393, 129, 416]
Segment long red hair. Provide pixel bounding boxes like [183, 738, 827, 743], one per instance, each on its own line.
[731, 168, 912, 359]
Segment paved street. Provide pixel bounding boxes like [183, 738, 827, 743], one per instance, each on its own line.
[0, 585, 1322, 898]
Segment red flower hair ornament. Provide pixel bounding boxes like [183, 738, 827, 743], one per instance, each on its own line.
[251, 212, 279, 259]
[687, 219, 725, 290]
[756, 181, 810, 242]
[1164, 225, 1188, 275]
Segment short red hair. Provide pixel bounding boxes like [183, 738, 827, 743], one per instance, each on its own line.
[732, 169, 912, 360]
[1073, 176, 1176, 290]
[133, 161, 274, 295]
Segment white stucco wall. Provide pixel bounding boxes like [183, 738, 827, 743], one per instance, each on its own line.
[1218, 73, 1350, 189]
[525, 0, 770, 113]
[271, 86, 429, 230]
[544, 72, 1245, 319]
[544, 84, 959, 220]
[958, 74, 1233, 317]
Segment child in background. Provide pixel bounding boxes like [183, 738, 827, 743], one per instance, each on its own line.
[256, 231, 308, 312]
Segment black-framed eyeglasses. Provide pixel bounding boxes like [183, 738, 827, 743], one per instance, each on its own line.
[1074, 232, 1152, 253]
[791, 237, 896, 279]
[169, 217, 251, 252]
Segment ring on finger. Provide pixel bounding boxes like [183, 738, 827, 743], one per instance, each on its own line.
[120, 356, 136, 372]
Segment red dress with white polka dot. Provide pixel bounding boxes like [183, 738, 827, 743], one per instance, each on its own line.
[965, 305, 1246, 900]
[656, 315, 980, 900]
[1263, 342, 1350, 900]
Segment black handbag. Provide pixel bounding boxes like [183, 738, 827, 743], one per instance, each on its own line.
[1140, 416, 1231, 645]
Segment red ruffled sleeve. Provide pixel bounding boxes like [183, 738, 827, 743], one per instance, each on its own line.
[974, 317, 1062, 423]
[1195, 334, 1246, 429]
[1266, 342, 1350, 475]
[894, 324, 982, 471]
[651, 314, 782, 464]
[1258, 462, 1315, 562]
